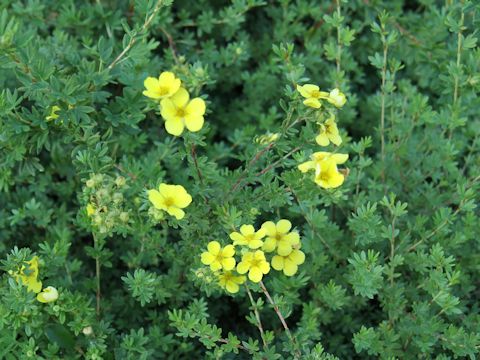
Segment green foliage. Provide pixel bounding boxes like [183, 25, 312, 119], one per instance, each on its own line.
[1, 0, 479, 358]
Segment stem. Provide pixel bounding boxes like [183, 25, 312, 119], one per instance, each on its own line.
[108, 0, 164, 70]
[245, 284, 267, 348]
[335, 0, 342, 78]
[190, 144, 204, 185]
[453, 9, 464, 106]
[259, 281, 301, 358]
[93, 233, 101, 317]
[389, 216, 397, 285]
[380, 35, 389, 187]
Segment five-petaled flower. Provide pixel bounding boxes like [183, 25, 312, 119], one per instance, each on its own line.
[296, 84, 329, 108]
[201, 241, 236, 271]
[143, 71, 181, 100]
[230, 225, 266, 249]
[326, 88, 347, 108]
[160, 88, 206, 136]
[37, 286, 59, 303]
[271, 249, 305, 276]
[10, 256, 42, 293]
[316, 114, 342, 146]
[148, 183, 192, 220]
[217, 271, 246, 293]
[236, 250, 270, 282]
[261, 220, 300, 256]
[298, 152, 348, 189]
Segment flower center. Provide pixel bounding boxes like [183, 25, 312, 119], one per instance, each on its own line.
[176, 108, 186, 117]
[311, 90, 321, 98]
[250, 259, 261, 268]
[275, 233, 283, 241]
[158, 86, 169, 95]
[164, 197, 175, 207]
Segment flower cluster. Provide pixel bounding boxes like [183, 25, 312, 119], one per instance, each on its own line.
[9, 256, 58, 303]
[296, 83, 349, 189]
[84, 174, 131, 234]
[199, 219, 305, 294]
[143, 71, 206, 136]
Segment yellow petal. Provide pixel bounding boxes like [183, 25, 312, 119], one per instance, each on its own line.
[316, 133, 330, 146]
[207, 241, 221, 255]
[210, 261, 222, 271]
[222, 257, 236, 271]
[222, 245, 235, 257]
[276, 219, 292, 234]
[229, 232, 245, 244]
[331, 153, 348, 164]
[201, 252, 215, 265]
[36, 286, 58, 303]
[249, 239, 263, 249]
[184, 114, 204, 132]
[165, 119, 185, 136]
[283, 259, 298, 276]
[186, 98, 206, 116]
[303, 98, 321, 108]
[298, 160, 315, 173]
[262, 238, 277, 253]
[261, 221, 276, 236]
[171, 87, 189, 108]
[329, 132, 342, 146]
[160, 99, 178, 121]
[236, 261, 249, 274]
[289, 250, 305, 265]
[225, 281, 239, 293]
[271, 255, 284, 271]
[277, 242, 293, 256]
[167, 207, 185, 220]
[248, 267, 263, 282]
[148, 190, 165, 210]
[172, 185, 192, 208]
[297, 84, 319, 98]
[259, 261, 270, 274]
[240, 224, 255, 235]
[143, 77, 161, 97]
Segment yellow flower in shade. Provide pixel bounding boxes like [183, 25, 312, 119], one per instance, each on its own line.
[148, 183, 192, 220]
[236, 250, 270, 283]
[296, 84, 329, 108]
[326, 88, 347, 108]
[217, 271, 246, 293]
[314, 159, 345, 189]
[271, 249, 305, 276]
[200, 241, 236, 271]
[36, 286, 59, 303]
[229, 225, 266, 249]
[46, 106, 61, 121]
[261, 220, 300, 256]
[143, 71, 181, 100]
[86, 203, 95, 217]
[298, 151, 348, 175]
[316, 115, 342, 146]
[160, 88, 206, 136]
[256, 132, 280, 145]
[11, 256, 42, 293]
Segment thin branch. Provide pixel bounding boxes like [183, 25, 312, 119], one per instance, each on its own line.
[107, 0, 164, 70]
[245, 284, 267, 348]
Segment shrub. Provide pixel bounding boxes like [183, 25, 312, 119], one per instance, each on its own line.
[1, 0, 479, 358]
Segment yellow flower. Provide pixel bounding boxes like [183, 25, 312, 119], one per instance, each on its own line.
[236, 250, 270, 283]
[261, 220, 300, 256]
[200, 241, 236, 271]
[256, 132, 280, 145]
[314, 159, 345, 189]
[316, 115, 342, 146]
[296, 84, 329, 108]
[298, 152, 348, 189]
[326, 88, 347, 108]
[229, 225, 266, 249]
[46, 106, 61, 121]
[143, 71, 181, 100]
[86, 203, 95, 217]
[148, 183, 192, 220]
[271, 249, 305, 276]
[36, 286, 59, 303]
[160, 88, 206, 136]
[298, 151, 348, 175]
[217, 271, 246, 293]
[11, 256, 42, 293]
